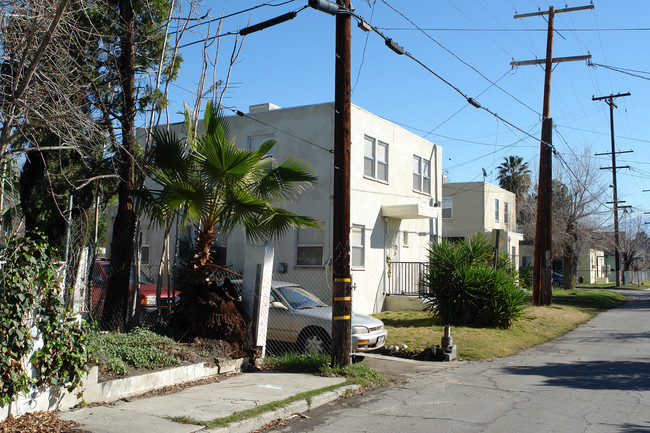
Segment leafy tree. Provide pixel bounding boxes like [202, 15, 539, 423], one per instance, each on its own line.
[143, 101, 320, 349]
[420, 233, 526, 329]
[496, 155, 531, 221]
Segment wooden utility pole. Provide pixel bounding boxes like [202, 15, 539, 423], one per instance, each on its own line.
[331, 0, 352, 366]
[512, 4, 592, 306]
[593, 92, 631, 287]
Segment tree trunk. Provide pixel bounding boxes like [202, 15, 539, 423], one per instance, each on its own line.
[102, 0, 136, 331]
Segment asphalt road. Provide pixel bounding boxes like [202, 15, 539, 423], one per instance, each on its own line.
[270, 290, 650, 433]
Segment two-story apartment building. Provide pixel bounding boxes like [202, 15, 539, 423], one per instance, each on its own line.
[441, 181, 523, 268]
[108, 102, 442, 314]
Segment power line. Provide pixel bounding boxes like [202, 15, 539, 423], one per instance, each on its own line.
[225, 107, 334, 154]
[376, 27, 650, 32]
[170, 1, 296, 35]
[379, 0, 540, 116]
[177, 3, 308, 49]
[589, 61, 650, 81]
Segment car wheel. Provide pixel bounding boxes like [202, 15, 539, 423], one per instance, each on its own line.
[552, 280, 561, 288]
[299, 328, 331, 354]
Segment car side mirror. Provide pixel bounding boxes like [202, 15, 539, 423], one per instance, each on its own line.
[270, 301, 288, 310]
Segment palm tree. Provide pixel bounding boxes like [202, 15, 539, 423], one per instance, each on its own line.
[143, 101, 320, 348]
[496, 155, 531, 219]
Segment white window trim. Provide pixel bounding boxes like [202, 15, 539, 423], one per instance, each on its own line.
[364, 135, 389, 183]
[296, 227, 324, 268]
[495, 198, 500, 222]
[412, 155, 431, 195]
[350, 225, 365, 270]
[442, 197, 453, 219]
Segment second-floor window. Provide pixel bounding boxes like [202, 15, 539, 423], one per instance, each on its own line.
[413, 155, 431, 194]
[442, 197, 453, 219]
[364, 135, 388, 182]
[495, 199, 500, 221]
[504, 202, 509, 225]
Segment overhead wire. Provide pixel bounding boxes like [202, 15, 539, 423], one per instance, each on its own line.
[380, 0, 540, 117]
[170, 1, 296, 35]
[226, 107, 334, 154]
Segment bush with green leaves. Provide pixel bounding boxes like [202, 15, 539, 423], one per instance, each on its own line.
[420, 233, 527, 329]
[0, 235, 90, 406]
[88, 327, 179, 375]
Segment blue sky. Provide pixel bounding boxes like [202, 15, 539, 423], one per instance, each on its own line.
[164, 0, 650, 232]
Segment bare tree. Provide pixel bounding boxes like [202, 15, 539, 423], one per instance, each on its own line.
[618, 212, 649, 283]
[520, 147, 609, 289]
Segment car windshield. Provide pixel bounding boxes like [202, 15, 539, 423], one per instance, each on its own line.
[275, 286, 326, 309]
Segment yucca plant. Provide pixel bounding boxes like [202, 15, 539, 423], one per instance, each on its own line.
[420, 233, 526, 329]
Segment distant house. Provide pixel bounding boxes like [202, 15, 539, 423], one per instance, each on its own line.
[519, 242, 609, 284]
[106, 102, 443, 314]
[441, 181, 523, 268]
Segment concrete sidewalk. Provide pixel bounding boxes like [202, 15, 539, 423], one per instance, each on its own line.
[60, 371, 354, 433]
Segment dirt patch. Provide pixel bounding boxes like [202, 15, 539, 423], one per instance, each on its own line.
[97, 338, 238, 383]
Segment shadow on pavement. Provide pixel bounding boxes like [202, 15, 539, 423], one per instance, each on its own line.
[503, 360, 650, 391]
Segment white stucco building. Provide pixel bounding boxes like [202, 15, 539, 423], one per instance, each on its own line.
[108, 102, 442, 314]
[441, 181, 523, 268]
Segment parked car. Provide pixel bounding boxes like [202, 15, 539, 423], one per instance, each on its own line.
[552, 272, 564, 287]
[89, 261, 180, 317]
[230, 279, 387, 354]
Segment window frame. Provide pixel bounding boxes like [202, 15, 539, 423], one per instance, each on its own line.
[364, 135, 389, 183]
[413, 155, 431, 195]
[495, 198, 500, 222]
[442, 197, 453, 219]
[350, 225, 365, 270]
[296, 227, 324, 267]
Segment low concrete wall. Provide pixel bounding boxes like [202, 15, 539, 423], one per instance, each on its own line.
[1, 358, 248, 421]
[384, 295, 428, 311]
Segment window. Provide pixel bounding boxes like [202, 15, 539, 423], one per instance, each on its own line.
[423, 159, 431, 194]
[504, 202, 509, 225]
[403, 231, 409, 248]
[495, 199, 499, 221]
[512, 246, 517, 264]
[442, 197, 453, 219]
[412, 156, 421, 191]
[248, 134, 275, 153]
[350, 225, 365, 269]
[139, 228, 150, 264]
[413, 155, 431, 194]
[296, 227, 324, 266]
[364, 135, 388, 182]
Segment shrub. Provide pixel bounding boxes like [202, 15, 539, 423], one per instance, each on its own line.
[420, 233, 527, 329]
[519, 266, 533, 289]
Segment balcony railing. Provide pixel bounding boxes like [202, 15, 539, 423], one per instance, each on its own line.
[385, 261, 429, 296]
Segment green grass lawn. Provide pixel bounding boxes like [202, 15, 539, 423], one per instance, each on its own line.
[373, 289, 626, 361]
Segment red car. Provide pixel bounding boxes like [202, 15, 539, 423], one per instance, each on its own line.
[89, 261, 180, 317]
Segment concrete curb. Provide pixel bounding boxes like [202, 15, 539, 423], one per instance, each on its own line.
[204, 384, 359, 433]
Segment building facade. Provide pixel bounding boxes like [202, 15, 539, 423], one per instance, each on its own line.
[108, 102, 442, 314]
[441, 181, 523, 268]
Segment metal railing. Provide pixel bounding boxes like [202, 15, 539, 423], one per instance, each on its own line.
[385, 261, 428, 296]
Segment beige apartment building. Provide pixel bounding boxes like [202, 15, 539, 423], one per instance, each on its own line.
[442, 181, 523, 268]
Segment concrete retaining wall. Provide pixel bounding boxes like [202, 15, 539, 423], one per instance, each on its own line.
[384, 295, 428, 311]
[1, 358, 248, 421]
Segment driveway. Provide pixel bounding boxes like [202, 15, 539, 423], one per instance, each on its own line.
[269, 290, 650, 433]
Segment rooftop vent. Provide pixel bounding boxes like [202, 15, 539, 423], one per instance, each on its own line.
[249, 103, 282, 113]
